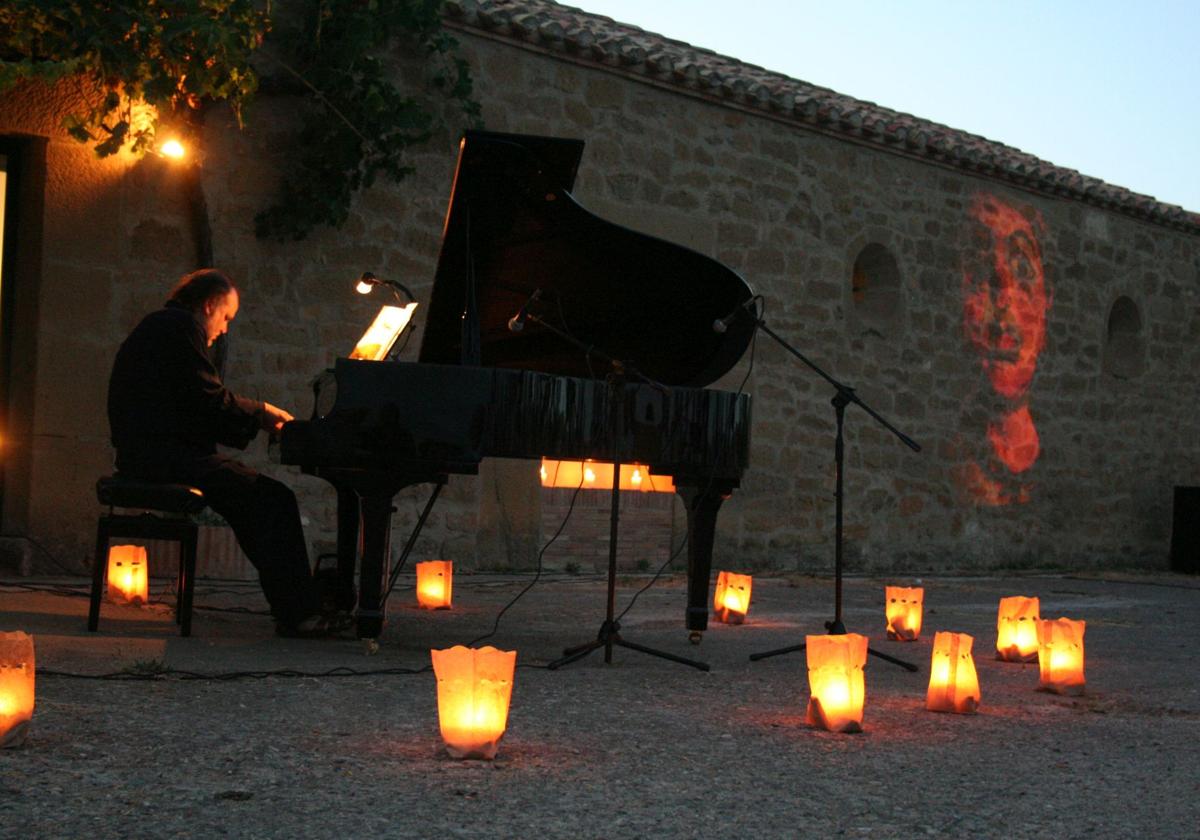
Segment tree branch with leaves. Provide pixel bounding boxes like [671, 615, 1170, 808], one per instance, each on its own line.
[0, 0, 480, 240]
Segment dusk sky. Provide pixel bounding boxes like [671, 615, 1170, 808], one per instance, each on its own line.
[582, 0, 1200, 213]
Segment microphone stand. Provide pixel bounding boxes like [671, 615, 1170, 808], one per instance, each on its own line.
[737, 307, 921, 672]
[517, 311, 708, 672]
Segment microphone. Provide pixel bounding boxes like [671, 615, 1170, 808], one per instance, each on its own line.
[507, 289, 542, 333]
[712, 298, 755, 333]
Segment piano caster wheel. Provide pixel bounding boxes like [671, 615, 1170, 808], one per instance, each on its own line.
[362, 638, 380, 656]
[688, 631, 703, 645]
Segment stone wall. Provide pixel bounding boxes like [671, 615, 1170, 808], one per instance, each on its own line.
[1, 18, 1198, 578]
[455, 33, 1200, 573]
[538, 487, 682, 574]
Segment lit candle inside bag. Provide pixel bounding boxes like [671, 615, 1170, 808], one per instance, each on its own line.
[884, 585, 924, 641]
[0, 631, 35, 749]
[995, 595, 1040, 662]
[713, 571, 752, 624]
[926, 631, 981, 714]
[430, 646, 517, 760]
[1036, 618, 1086, 695]
[106, 544, 149, 605]
[415, 560, 453, 609]
[805, 633, 868, 733]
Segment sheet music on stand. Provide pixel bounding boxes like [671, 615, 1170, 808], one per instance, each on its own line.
[349, 303, 419, 361]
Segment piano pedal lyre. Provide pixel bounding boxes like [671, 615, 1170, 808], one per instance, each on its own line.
[688, 631, 703, 645]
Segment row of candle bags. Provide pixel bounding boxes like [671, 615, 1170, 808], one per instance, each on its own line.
[436, 586, 1088, 751]
[0, 628, 512, 759]
[104, 545, 455, 610]
[715, 576, 1087, 733]
[9, 550, 1087, 754]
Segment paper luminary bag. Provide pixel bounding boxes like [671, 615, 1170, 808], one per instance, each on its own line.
[885, 586, 924, 641]
[805, 633, 868, 733]
[430, 646, 517, 760]
[106, 544, 149, 605]
[0, 631, 35, 748]
[713, 571, 753, 624]
[995, 596, 1040, 662]
[415, 560, 453, 609]
[926, 631, 981, 714]
[1036, 618, 1086, 695]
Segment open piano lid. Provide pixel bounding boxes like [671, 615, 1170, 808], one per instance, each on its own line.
[418, 130, 756, 388]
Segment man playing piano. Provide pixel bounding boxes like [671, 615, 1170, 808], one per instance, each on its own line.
[107, 269, 345, 638]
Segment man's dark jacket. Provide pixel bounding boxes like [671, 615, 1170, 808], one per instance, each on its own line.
[108, 302, 264, 469]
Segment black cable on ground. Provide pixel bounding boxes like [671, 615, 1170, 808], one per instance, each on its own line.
[40, 660, 547, 682]
[40, 665, 429, 680]
[0, 532, 78, 575]
[462, 478, 585, 648]
[614, 532, 689, 624]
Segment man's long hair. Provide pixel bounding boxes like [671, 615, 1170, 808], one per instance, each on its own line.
[167, 269, 236, 311]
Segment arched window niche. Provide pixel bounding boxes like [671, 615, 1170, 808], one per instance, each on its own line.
[1102, 295, 1145, 380]
[848, 242, 905, 339]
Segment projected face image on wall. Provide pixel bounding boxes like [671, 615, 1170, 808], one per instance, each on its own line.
[961, 193, 1051, 505]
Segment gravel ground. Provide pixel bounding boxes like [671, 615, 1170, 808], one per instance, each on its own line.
[1, 571, 1198, 839]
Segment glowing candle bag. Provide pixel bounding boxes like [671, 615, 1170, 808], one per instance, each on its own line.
[712, 571, 753, 624]
[430, 646, 517, 759]
[926, 631, 981, 714]
[884, 586, 924, 641]
[1037, 618, 1086, 695]
[995, 596, 1040, 662]
[0, 631, 35, 748]
[106, 544, 149, 605]
[415, 560, 453, 609]
[805, 633, 867, 733]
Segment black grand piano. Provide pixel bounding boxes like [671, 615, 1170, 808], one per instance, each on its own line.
[280, 130, 756, 639]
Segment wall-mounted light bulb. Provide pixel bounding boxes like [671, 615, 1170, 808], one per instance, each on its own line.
[160, 139, 186, 160]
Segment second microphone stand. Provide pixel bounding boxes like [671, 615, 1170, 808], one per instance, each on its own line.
[516, 311, 708, 672]
[738, 305, 921, 671]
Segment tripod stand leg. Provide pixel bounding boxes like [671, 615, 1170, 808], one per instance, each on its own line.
[616, 638, 710, 671]
[547, 640, 605, 670]
[750, 639, 919, 671]
[561, 639, 597, 657]
[868, 646, 919, 672]
[748, 642, 807, 662]
[550, 621, 711, 671]
[549, 374, 709, 674]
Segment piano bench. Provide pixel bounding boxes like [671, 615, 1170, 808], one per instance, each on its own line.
[89, 476, 208, 637]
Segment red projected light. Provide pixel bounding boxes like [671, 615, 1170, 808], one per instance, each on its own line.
[962, 195, 1049, 401]
[987, 405, 1040, 475]
[961, 194, 1051, 504]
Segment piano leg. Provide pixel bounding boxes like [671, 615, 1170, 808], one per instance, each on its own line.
[334, 486, 360, 613]
[355, 493, 395, 639]
[676, 482, 735, 636]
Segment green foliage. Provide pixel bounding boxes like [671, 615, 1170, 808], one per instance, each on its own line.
[254, 0, 481, 240]
[0, 0, 264, 156]
[0, 0, 480, 240]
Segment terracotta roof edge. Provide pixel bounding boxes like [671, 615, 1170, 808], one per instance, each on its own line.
[445, 0, 1200, 233]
